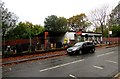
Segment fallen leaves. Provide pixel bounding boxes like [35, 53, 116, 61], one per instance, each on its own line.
[2, 50, 67, 66]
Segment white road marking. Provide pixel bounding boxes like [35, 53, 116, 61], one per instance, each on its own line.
[97, 51, 115, 57]
[69, 74, 76, 78]
[114, 72, 120, 78]
[93, 65, 103, 70]
[39, 59, 84, 72]
[38, 62, 42, 64]
[105, 60, 118, 64]
[9, 68, 12, 71]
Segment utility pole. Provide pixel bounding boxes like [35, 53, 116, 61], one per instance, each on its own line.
[106, 26, 109, 38]
[106, 14, 111, 45]
[106, 25, 109, 44]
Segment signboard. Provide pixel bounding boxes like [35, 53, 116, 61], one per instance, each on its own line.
[76, 31, 82, 35]
[109, 31, 112, 35]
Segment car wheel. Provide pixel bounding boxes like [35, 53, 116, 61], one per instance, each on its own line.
[78, 50, 82, 55]
[91, 48, 95, 53]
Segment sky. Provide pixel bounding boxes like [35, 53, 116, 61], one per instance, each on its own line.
[3, 0, 120, 26]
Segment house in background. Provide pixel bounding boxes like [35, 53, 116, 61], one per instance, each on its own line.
[61, 31, 102, 45]
[35, 31, 66, 50]
[35, 31, 102, 50]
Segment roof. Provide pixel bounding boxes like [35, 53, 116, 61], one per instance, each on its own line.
[36, 30, 66, 37]
[68, 31, 102, 34]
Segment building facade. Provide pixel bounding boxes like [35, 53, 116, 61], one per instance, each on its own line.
[61, 31, 102, 45]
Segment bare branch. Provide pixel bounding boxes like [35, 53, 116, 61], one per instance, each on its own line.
[89, 5, 109, 34]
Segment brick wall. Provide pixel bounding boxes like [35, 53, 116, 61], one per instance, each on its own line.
[2, 39, 34, 46]
[103, 37, 120, 43]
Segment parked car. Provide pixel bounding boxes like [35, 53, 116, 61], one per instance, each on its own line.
[67, 42, 95, 55]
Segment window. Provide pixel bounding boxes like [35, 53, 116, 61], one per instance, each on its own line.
[87, 42, 93, 45]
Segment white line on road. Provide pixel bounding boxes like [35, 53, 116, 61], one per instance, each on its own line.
[38, 62, 42, 64]
[114, 72, 120, 78]
[39, 59, 84, 72]
[105, 60, 118, 64]
[93, 65, 103, 70]
[69, 74, 76, 79]
[97, 51, 115, 57]
[9, 68, 12, 71]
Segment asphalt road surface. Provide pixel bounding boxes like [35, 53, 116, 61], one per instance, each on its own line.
[2, 46, 119, 78]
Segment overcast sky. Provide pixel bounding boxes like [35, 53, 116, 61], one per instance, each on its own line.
[3, 0, 120, 25]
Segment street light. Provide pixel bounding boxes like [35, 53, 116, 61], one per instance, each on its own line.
[106, 25, 109, 44]
[106, 26, 109, 38]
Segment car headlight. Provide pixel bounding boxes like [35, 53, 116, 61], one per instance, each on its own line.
[67, 49, 69, 51]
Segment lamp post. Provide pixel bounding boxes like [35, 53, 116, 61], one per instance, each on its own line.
[106, 26, 109, 38]
[106, 25, 109, 44]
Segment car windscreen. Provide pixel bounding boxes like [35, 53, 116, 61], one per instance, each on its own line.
[74, 42, 84, 47]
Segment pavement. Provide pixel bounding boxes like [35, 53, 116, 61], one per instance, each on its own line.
[2, 51, 67, 65]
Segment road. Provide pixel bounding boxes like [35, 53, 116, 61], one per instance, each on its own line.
[2, 46, 119, 78]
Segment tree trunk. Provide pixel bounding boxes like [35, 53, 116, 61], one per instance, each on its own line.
[101, 23, 104, 37]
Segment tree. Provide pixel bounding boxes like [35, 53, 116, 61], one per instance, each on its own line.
[111, 25, 120, 37]
[95, 27, 108, 37]
[44, 15, 68, 32]
[89, 5, 108, 36]
[56, 17, 68, 32]
[109, 2, 120, 26]
[0, 1, 18, 38]
[1, 1, 18, 53]
[67, 13, 91, 31]
[32, 24, 45, 36]
[6, 22, 28, 40]
[6, 22, 45, 40]
[108, 2, 120, 37]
